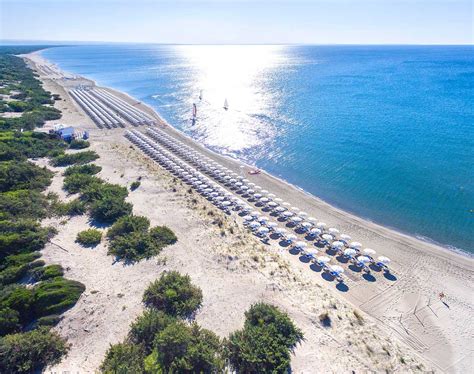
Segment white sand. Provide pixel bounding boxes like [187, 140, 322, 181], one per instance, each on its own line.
[22, 51, 474, 373]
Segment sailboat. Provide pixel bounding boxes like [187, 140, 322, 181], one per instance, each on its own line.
[192, 103, 197, 118]
[223, 98, 229, 110]
[199, 89, 203, 101]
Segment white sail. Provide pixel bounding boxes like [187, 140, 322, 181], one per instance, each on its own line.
[223, 98, 229, 110]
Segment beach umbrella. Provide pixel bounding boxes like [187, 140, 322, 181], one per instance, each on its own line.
[268, 193, 276, 198]
[306, 249, 318, 257]
[257, 227, 270, 234]
[363, 248, 376, 256]
[248, 182, 256, 187]
[378, 256, 391, 264]
[340, 234, 352, 243]
[331, 241, 344, 249]
[243, 215, 254, 221]
[316, 222, 327, 229]
[241, 185, 249, 190]
[283, 211, 294, 217]
[267, 222, 278, 229]
[275, 227, 287, 235]
[250, 210, 261, 217]
[242, 179, 249, 183]
[248, 189, 255, 194]
[321, 234, 333, 242]
[357, 256, 371, 264]
[301, 222, 313, 229]
[275, 206, 286, 212]
[268, 201, 278, 207]
[255, 185, 262, 190]
[249, 222, 261, 229]
[261, 189, 269, 194]
[291, 216, 303, 223]
[298, 211, 308, 217]
[283, 202, 291, 207]
[308, 217, 317, 223]
[310, 228, 322, 236]
[291, 206, 300, 212]
[350, 241, 362, 249]
[258, 216, 269, 223]
[344, 248, 357, 257]
[330, 265, 344, 274]
[254, 193, 263, 199]
[235, 182, 243, 187]
[260, 197, 270, 203]
[317, 256, 330, 264]
[328, 228, 340, 237]
[215, 196, 224, 201]
[286, 234, 297, 242]
[222, 201, 231, 206]
[294, 241, 307, 249]
[275, 198, 283, 203]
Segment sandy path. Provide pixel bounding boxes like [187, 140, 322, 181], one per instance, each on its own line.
[23, 51, 474, 373]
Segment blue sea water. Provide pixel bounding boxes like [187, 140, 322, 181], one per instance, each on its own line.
[41, 45, 474, 253]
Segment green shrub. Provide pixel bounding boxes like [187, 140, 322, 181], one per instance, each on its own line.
[149, 226, 177, 248]
[142, 271, 202, 318]
[36, 314, 61, 327]
[225, 302, 304, 373]
[0, 285, 35, 324]
[0, 189, 50, 220]
[29, 264, 64, 281]
[53, 198, 86, 216]
[0, 219, 55, 260]
[63, 173, 102, 194]
[0, 161, 52, 192]
[63, 163, 101, 176]
[130, 181, 140, 191]
[69, 139, 90, 149]
[129, 309, 175, 353]
[0, 307, 20, 335]
[51, 150, 99, 167]
[76, 229, 102, 246]
[33, 278, 85, 317]
[100, 342, 145, 374]
[145, 320, 223, 373]
[0, 327, 68, 373]
[89, 196, 133, 224]
[106, 215, 150, 240]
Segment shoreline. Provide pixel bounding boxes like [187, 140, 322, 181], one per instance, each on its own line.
[33, 47, 473, 258]
[23, 50, 474, 372]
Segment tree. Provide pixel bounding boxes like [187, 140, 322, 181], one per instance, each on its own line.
[100, 342, 145, 374]
[146, 320, 223, 373]
[0, 327, 68, 373]
[225, 303, 304, 374]
[142, 271, 202, 318]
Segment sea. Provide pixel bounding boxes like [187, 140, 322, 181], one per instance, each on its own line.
[40, 44, 474, 253]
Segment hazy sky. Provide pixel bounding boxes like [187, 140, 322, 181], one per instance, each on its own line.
[1, 0, 472, 44]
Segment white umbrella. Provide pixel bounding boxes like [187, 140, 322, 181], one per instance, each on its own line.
[254, 193, 263, 199]
[316, 222, 327, 229]
[250, 211, 261, 217]
[267, 222, 278, 228]
[243, 215, 254, 221]
[331, 241, 344, 249]
[257, 227, 270, 234]
[350, 241, 362, 249]
[261, 189, 269, 194]
[340, 234, 352, 243]
[378, 256, 391, 264]
[286, 234, 297, 241]
[275, 207, 286, 212]
[241, 185, 249, 190]
[306, 249, 318, 257]
[357, 256, 371, 264]
[222, 201, 231, 206]
[283, 202, 291, 207]
[301, 222, 313, 229]
[258, 216, 269, 223]
[310, 228, 322, 236]
[254, 185, 262, 190]
[260, 197, 270, 203]
[321, 234, 333, 242]
[294, 241, 307, 249]
[298, 211, 308, 217]
[268, 201, 278, 207]
[328, 228, 340, 237]
[275, 198, 283, 203]
[283, 211, 294, 217]
[291, 216, 303, 223]
[248, 182, 256, 187]
[344, 248, 357, 257]
[275, 227, 287, 235]
[268, 193, 276, 198]
[249, 222, 261, 229]
[308, 217, 317, 223]
[291, 206, 300, 212]
[363, 248, 376, 256]
[330, 265, 344, 274]
[317, 256, 330, 264]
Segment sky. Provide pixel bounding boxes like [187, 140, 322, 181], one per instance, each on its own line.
[0, 0, 472, 45]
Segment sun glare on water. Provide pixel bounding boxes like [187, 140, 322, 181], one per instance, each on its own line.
[173, 45, 290, 155]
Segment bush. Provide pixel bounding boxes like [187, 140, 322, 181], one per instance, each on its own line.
[107, 216, 177, 263]
[225, 303, 304, 373]
[89, 195, 133, 224]
[36, 314, 61, 327]
[0, 285, 35, 324]
[29, 264, 64, 281]
[69, 139, 90, 149]
[0, 161, 52, 192]
[0, 189, 50, 220]
[145, 320, 223, 373]
[63, 163, 101, 176]
[0, 327, 68, 373]
[0, 219, 55, 260]
[142, 271, 202, 318]
[51, 150, 99, 167]
[53, 198, 86, 216]
[63, 173, 102, 194]
[0, 307, 20, 335]
[106, 215, 150, 240]
[129, 309, 175, 353]
[100, 342, 145, 374]
[130, 181, 140, 191]
[33, 277, 85, 317]
[76, 229, 102, 246]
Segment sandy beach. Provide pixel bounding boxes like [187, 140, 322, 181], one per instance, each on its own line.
[23, 51, 473, 373]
